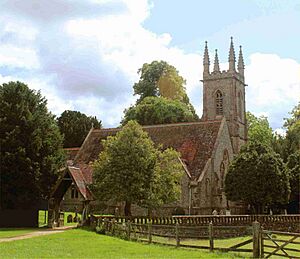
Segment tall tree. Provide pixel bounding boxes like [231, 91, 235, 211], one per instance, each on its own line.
[225, 141, 290, 214]
[57, 110, 101, 148]
[122, 96, 198, 126]
[0, 81, 65, 209]
[246, 112, 274, 146]
[286, 151, 300, 207]
[91, 121, 183, 216]
[133, 60, 195, 110]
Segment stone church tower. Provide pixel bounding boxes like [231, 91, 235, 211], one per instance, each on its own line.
[202, 37, 247, 153]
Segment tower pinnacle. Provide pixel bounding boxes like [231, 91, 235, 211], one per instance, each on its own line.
[203, 41, 210, 75]
[228, 37, 236, 72]
[238, 45, 245, 77]
[213, 49, 220, 72]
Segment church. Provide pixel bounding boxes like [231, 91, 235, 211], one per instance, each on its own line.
[50, 38, 248, 219]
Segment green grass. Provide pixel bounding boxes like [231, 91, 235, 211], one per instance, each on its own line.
[0, 229, 247, 258]
[0, 228, 38, 239]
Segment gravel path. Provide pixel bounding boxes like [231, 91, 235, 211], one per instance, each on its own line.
[0, 226, 75, 243]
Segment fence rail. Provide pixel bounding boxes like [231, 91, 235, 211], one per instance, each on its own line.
[261, 229, 300, 258]
[95, 217, 253, 254]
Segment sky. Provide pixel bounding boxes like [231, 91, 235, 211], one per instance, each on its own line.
[0, 0, 299, 132]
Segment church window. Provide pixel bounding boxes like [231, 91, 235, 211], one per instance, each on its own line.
[215, 90, 223, 115]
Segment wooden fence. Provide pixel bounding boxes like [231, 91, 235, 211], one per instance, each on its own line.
[261, 229, 300, 258]
[92, 216, 300, 258]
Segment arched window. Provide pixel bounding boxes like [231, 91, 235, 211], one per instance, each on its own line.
[215, 90, 223, 115]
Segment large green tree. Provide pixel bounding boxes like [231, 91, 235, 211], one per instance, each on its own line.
[286, 151, 300, 204]
[133, 60, 197, 114]
[91, 121, 183, 216]
[273, 102, 300, 161]
[0, 81, 65, 209]
[122, 96, 198, 126]
[225, 141, 290, 214]
[57, 110, 101, 148]
[246, 112, 274, 146]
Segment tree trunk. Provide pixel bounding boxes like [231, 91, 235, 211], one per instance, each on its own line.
[124, 201, 132, 217]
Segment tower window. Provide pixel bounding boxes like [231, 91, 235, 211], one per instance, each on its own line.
[215, 90, 223, 115]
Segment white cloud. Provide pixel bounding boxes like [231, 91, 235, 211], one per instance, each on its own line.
[246, 53, 300, 128]
[0, 0, 299, 130]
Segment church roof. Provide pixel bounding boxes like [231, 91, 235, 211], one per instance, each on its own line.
[74, 120, 222, 180]
[64, 147, 80, 165]
[68, 166, 94, 200]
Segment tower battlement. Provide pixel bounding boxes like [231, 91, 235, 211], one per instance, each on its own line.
[203, 37, 245, 83]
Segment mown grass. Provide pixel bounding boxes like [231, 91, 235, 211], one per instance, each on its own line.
[0, 229, 247, 258]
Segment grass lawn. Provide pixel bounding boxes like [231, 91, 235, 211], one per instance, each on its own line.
[0, 229, 248, 258]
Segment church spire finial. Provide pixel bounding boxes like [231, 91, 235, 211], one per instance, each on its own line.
[228, 37, 236, 72]
[213, 49, 220, 72]
[238, 45, 244, 77]
[203, 41, 210, 76]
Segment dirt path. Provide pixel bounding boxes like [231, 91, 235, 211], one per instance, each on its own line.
[0, 226, 75, 243]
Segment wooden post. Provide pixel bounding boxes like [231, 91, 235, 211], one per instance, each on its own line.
[148, 222, 152, 244]
[260, 226, 264, 258]
[252, 221, 260, 258]
[208, 221, 214, 251]
[127, 220, 131, 240]
[112, 219, 115, 235]
[175, 222, 180, 247]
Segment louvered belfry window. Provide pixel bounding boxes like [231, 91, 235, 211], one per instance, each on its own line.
[216, 90, 223, 115]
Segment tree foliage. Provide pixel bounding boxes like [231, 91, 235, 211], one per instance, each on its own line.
[225, 141, 290, 214]
[122, 96, 198, 126]
[133, 60, 196, 111]
[286, 151, 300, 202]
[91, 121, 183, 216]
[57, 110, 101, 148]
[246, 112, 274, 146]
[0, 81, 65, 209]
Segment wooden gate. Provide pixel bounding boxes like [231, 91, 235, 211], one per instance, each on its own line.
[261, 230, 300, 258]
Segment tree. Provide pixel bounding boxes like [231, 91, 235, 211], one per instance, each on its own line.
[91, 121, 183, 216]
[57, 110, 101, 148]
[225, 141, 290, 214]
[287, 150, 300, 204]
[246, 112, 274, 146]
[122, 96, 198, 126]
[273, 102, 300, 161]
[0, 81, 65, 209]
[133, 60, 195, 108]
[145, 148, 183, 215]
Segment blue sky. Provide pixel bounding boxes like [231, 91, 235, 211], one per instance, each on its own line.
[145, 0, 300, 62]
[0, 0, 299, 132]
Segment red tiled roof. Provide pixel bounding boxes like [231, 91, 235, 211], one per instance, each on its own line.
[64, 147, 80, 161]
[74, 120, 222, 180]
[68, 166, 94, 200]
